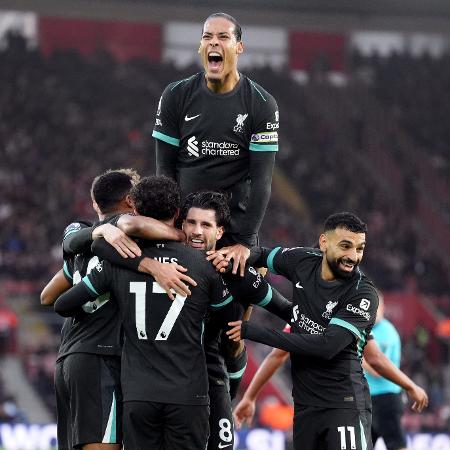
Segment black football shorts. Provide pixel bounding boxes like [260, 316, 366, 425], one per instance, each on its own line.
[293, 403, 373, 450]
[208, 384, 234, 450]
[55, 353, 122, 449]
[123, 401, 209, 450]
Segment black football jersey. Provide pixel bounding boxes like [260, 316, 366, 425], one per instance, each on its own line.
[204, 265, 279, 386]
[153, 72, 279, 234]
[57, 219, 122, 362]
[254, 246, 379, 410]
[81, 241, 231, 405]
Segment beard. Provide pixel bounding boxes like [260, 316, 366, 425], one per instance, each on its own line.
[327, 256, 359, 280]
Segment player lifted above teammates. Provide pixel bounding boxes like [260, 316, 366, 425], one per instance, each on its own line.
[154, 12, 279, 274]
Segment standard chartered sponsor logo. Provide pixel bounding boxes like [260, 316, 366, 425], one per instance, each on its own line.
[186, 136, 240, 157]
[187, 136, 199, 157]
[298, 313, 325, 334]
[202, 140, 239, 154]
[346, 304, 371, 320]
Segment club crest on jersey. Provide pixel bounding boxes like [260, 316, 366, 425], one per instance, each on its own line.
[322, 300, 338, 319]
[233, 113, 248, 133]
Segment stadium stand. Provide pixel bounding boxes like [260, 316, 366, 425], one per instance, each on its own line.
[0, 32, 448, 431]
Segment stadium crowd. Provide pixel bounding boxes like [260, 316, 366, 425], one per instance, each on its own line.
[0, 34, 449, 432]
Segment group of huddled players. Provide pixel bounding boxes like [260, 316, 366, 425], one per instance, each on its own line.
[42, 11, 428, 450]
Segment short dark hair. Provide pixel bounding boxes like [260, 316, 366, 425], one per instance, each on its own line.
[324, 212, 367, 234]
[181, 191, 230, 228]
[130, 175, 180, 221]
[204, 12, 242, 42]
[91, 168, 140, 213]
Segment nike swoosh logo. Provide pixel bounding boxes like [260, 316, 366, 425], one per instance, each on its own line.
[295, 282, 304, 289]
[218, 444, 232, 449]
[185, 114, 201, 121]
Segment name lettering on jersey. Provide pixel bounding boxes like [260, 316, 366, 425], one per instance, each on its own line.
[322, 300, 338, 319]
[250, 131, 278, 143]
[153, 256, 179, 264]
[233, 113, 248, 133]
[275, 110, 279, 122]
[156, 243, 165, 248]
[155, 118, 162, 126]
[266, 121, 279, 130]
[346, 304, 371, 321]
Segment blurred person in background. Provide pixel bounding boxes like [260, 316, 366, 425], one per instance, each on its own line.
[363, 295, 409, 450]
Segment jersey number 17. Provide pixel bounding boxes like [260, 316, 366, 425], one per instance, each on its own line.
[129, 281, 186, 341]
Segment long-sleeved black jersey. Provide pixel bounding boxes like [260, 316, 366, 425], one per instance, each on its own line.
[245, 246, 379, 410]
[153, 72, 279, 245]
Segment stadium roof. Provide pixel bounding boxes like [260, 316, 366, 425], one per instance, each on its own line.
[2, 0, 450, 32]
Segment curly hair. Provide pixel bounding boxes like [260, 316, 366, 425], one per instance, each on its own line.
[130, 175, 180, 220]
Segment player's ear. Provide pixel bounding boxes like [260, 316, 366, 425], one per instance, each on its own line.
[125, 194, 134, 209]
[216, 226, 224, 241]
[92, 200, 101, 216]
[319, 233, 327, 252]
[236, 41, 244, 55]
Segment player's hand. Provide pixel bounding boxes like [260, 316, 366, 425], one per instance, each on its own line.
[93, 224, 142, 258]
[233, 396, 256, 429]
[206, 249, 229, 273]
[227, 320, 243, 342]
[138, 258, 197, 300]
[207, 244, 250, 276]
[406, 383, 429, 412]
